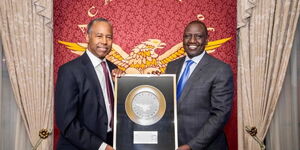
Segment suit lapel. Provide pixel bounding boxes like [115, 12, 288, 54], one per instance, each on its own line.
[81, 53, 107, 111]
[178, 53, 210, 102]
[175, 57, 186, 81]
[106, 60, 116, 71]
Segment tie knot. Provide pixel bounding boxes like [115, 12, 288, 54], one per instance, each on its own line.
[100, 61, 106, 66]
[186, 60, 194, 67]
[100, 61, 108, 70]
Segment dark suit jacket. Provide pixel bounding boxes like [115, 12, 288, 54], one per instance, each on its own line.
[165, 53, 233, 150]
[55, 52, 117, 150]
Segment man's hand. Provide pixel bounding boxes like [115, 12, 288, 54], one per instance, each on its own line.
[111, 68, 125, 82]
[105, 145, 114, 150]
[177, 144, 192, 150]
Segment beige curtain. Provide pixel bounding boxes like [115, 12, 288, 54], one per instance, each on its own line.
[266, 17, 300, 150]
[0, 0, 53, 149]
[0, 40, 32, 149]
[237, 0, 300, 149]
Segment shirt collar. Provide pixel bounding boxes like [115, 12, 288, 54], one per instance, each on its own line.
[184, 51, 206, 64]
[86, 49, 106, 68]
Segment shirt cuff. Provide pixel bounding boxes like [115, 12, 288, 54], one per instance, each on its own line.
[99, 142, 107, 150]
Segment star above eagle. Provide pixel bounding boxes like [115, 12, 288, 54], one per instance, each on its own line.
[59, 38, 231, 74]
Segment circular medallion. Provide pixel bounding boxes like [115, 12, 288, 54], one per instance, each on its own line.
[125, 85, 166, 126]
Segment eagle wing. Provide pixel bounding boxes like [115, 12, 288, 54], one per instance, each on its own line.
[157, 37, 232, 72]
[157, 42, 185, 72]
[58, 41, 129, 71]
[58, 41, 87, 55]
[205, 37, 232, 53]
[59, 37, 231, 73]
[106, 44, 129, 71]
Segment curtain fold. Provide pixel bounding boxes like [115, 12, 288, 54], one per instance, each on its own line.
[0, 56, 33, 150]
[266, 16, 300, 150]
[0, 0, 53, 149]
[0, 38, 32, 150]
[237, 0, 300, 149]
[237, 0, 257, 28]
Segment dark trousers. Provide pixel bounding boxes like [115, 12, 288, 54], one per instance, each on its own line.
[107, 131, 113, 146]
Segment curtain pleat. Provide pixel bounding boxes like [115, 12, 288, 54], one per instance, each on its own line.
[0, 0, 53, 149]
[266, 17, 300, 150]
[237, 0, 300, 149]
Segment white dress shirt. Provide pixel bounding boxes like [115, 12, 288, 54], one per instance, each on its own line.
[86, 50, 114, 150]
[178, 51, 206, 81]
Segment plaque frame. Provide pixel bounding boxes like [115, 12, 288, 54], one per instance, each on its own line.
[113, 74, 178, 150]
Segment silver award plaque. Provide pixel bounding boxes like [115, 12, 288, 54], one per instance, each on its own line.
[125, 85, 166, 126]
[114, 75, 178, 150]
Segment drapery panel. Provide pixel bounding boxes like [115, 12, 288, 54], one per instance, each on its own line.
[0, 41, 32, 149]
[266, 17, 300, 150]
[0, 0, 53, 149]
[237, 0, 300, 149]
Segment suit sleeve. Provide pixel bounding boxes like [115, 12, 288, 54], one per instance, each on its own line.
[188, 64, 234, 149]
[165, 63, 171, 73]
[165, 61, 175, 74]
[55, 66, 103, 150]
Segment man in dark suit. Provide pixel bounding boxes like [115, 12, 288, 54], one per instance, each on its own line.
[55, 18, 122, 150]
[165, 20, 234, 150]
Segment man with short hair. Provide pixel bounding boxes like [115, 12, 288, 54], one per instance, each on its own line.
[55, 18, 122, 150]
[165, 20, 234, 150]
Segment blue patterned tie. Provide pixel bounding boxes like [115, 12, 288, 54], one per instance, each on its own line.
[177, 60, 194, 100]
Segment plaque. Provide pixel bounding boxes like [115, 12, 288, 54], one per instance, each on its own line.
[113, 75, 178, 150]
[125, 85, 166, 126]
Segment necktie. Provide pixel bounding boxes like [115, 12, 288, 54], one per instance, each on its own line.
[100, 61, 114, 128]
[177, 60, 194, 100]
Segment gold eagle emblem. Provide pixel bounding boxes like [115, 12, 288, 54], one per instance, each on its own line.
[58, 38, 231, 74]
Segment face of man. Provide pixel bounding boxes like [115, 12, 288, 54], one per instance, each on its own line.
[183, 23, 208, 58]
[86, 21, 113, 59]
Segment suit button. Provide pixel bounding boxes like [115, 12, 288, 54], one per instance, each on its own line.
[104, 122, 108, 126]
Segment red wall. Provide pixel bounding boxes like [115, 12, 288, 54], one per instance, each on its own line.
[54, 0, 237, 149]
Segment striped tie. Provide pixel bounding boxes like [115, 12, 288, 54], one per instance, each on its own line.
[176, 60, 194, 100]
